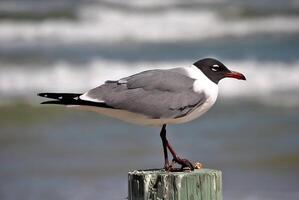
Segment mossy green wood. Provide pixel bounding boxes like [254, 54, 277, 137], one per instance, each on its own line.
[128, 169, 222, 200]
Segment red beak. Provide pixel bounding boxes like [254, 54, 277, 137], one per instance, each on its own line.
[225, 71, 246, 80]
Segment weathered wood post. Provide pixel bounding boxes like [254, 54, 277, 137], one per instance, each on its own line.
[128, 169, 222, 200]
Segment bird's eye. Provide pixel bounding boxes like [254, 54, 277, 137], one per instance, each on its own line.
[211, 64, 219, 72]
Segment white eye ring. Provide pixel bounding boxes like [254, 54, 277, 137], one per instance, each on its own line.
[211, 64, 219, 71]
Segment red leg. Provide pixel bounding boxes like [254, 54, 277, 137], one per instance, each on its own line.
[160, 124, 170, 170]
[160, 124, 194, 171]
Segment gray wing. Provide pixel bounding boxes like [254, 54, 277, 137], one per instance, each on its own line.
[82, 69, 206, 119]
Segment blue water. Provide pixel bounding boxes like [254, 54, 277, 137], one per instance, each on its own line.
[0, 103, 298, 200]
[0, 0, 299, 199]
[1, 34, 299, 63]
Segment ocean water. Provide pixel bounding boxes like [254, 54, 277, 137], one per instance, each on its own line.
[0, 0, 299, 200]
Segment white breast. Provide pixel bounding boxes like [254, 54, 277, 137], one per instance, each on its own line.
[184, 65, 218, 104]
[168, 65, 218, 124]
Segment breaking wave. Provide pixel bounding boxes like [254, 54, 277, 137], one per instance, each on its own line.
[0, 7, 299, 46]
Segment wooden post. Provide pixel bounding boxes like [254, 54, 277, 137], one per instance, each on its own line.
[128, 169, 222, 200]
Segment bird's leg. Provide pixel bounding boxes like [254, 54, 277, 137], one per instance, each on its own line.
[160, 125, 194, 171]
[160, 124, 171, 170]
[167, 140, 194, 171]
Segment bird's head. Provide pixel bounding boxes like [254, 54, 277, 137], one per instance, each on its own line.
[193, 58, 246, 84]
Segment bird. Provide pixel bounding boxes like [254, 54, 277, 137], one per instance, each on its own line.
[38, 58, 246, 171]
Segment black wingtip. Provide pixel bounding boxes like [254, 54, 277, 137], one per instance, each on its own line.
[38, 93, 114, 108]
[37, 92, 82, 100]
[40, 100, 65, 105]
[38, 93, 47, 97]
[38, 93, 54, 98]
[41, 100, 56, 104]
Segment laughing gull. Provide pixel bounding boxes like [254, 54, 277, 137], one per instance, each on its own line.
[38, 58, 246, 171]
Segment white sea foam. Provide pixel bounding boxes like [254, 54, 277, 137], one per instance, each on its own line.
[0, 7, 299, 46]
[1, 59, 299, 106]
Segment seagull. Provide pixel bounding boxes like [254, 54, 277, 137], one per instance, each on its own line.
[38, 58, 246, 171]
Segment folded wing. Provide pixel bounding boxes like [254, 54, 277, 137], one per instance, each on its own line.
[81, 69, 206, 119]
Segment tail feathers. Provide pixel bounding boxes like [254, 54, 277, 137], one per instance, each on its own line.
[38, 92, 113, 108]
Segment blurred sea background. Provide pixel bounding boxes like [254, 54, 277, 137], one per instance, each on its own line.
[0, 0, 299, 199]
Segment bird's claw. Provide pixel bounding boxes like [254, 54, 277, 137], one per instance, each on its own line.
[163, 162, 172, 171]
[163, 157, 195, 172]
[173, 157, 195, 171]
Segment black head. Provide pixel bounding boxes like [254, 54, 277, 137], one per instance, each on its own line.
[193, 58, 246, 84]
